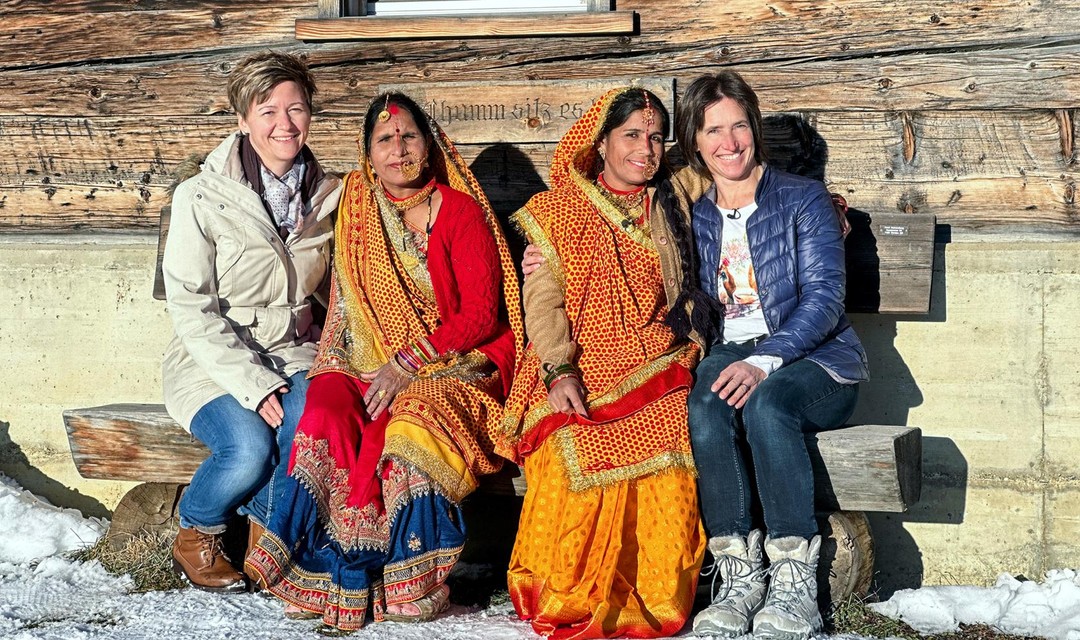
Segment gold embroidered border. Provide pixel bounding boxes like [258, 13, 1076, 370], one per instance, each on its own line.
[334, 181, 389, 375]
[511, 206, 565, 289]
[416, 350, 493, 382]
[380, 455, 440, 527]
[515, 344, 694, 438]
[382, 545, 462, 598]
[569, 166, 656, 251]
[382, 431, 475, 503]
[291, 433, 389, 553]
[554, 431, 698, 492]
[250, 529, 372, 631]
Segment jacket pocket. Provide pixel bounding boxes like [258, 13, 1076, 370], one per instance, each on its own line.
[222, 306, 257, 346]
[214, 232, 245, 282]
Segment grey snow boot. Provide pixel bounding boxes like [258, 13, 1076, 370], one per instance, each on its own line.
[753, 535, 823, 640]
[692, 529, 767, 636]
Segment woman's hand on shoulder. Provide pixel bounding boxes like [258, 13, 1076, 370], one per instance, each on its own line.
[522, 244, 545, 277]
[831, 193, 851, 239]
[547, 377, 589, 418]
[360, 362, 413, 420]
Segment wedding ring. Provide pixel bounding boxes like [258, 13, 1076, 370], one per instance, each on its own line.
[377, 390, 387, 399]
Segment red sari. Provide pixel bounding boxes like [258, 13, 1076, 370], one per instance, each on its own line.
[246, 123, 523, 633]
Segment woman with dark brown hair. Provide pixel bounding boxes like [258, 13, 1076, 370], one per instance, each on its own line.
[675, 71, 867, 640]
[503, 87, 706, 639]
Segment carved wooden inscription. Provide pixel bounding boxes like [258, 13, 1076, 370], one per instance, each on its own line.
[379, 78, 675, 144]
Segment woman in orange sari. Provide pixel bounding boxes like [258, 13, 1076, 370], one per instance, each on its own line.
[246, 92, 522, 635]
[501, 87, 706, 639]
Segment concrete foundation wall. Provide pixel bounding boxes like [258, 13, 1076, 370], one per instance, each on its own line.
[1, 234, 1077, 594]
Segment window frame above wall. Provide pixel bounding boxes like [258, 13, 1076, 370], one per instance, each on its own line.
[296, 0, 636, 40]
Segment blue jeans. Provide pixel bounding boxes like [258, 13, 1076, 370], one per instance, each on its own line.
[688, 342, 858, 540]
[179, 370, 310, 532]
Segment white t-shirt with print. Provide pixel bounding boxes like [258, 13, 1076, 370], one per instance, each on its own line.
[715, 201, 782, 376]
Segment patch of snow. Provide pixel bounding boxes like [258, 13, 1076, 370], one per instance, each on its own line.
[5, 471, 1080, 640]
[870, 570, 1080, 640]
[0, 473, 106, 565]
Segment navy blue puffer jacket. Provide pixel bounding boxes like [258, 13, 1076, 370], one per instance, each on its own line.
[692, 166, 869, 382]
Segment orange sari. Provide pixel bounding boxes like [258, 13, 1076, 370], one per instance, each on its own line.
[502, 88, 705, 639]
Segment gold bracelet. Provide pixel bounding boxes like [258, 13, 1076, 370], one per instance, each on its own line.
[389, 354, 417, 379]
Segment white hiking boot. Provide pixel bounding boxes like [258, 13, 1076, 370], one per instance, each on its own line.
[692, 529, 767, 636]
[753, 535, 823, 640]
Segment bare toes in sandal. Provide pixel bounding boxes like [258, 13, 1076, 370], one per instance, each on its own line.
[383, 584, 450, 623]
[285, 604, 319, 620]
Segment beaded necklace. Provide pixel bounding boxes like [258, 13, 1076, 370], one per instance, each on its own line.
[382, 177, 436, 216]
[596, 172, 649, 228]
[399, 195, 433, 254]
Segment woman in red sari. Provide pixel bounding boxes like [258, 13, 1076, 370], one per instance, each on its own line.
[246, 92, 523, 635]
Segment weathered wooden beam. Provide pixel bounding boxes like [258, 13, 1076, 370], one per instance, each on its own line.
[831, 178, 1077, 226]
[4, 110, 1077, 231]
[0, 1, 251, 12]
[845, 212, 936, 314]
[381, 78, 675, 144]
[63, 404, 208, 484]
[2, 174, 1076, 233]
[808, 110, 1072, 179]
[295, 11, 636, 40]
[628, 0, 1080, 62]
[3, 110, 1073, 188]
[7, 0, 1080, 71]
[0, 4, 313, 69]
[5, 42, 1080, 116]
[64, 404, 921, 512]
[809, 425, 922, 512]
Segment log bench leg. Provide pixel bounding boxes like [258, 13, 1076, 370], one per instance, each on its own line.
[105, 482, 183, 552]
[106, 482, 251, 568]
[817, 510, 874, 606]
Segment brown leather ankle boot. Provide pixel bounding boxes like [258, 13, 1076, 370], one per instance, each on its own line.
[172, 525, 246, 592]
[243, 518, 266, 589]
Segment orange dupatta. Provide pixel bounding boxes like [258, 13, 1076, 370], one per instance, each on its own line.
[501, 87, 698, 491]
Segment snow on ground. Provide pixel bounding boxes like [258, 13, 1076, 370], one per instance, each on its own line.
[869, 572, 1080, 640]
[3, 471, 1080, 640]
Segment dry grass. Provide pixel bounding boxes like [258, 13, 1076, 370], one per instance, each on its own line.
[827, 594, 1041, 640]
[68, 531, 188, 593]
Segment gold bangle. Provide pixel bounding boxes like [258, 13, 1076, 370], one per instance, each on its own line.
[389, 354, 417, 379]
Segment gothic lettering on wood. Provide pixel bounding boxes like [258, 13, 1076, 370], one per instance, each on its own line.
[379, 79, 675, 144]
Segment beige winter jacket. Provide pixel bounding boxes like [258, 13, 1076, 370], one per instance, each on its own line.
[162, 133, 342, 430]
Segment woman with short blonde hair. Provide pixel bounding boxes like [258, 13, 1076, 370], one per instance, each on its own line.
[162, 50, 340, 593]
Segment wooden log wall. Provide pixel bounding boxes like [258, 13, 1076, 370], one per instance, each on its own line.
[1, 0, 1078, 234]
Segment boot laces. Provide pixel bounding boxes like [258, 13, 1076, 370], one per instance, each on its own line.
[195, 530, 228, 563]
[702, 553, 760, 605]
[764, 555, 815, 612]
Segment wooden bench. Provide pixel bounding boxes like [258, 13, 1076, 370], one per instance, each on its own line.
[66, 191, 934, 604]
[65, 402, 921, 604]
